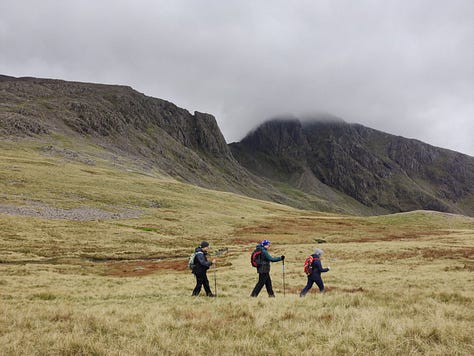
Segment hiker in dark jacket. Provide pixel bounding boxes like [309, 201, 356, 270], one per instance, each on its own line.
[192, 241, 216, 297]
[250, 240, 284, 297]
[300, 248, 330, 296]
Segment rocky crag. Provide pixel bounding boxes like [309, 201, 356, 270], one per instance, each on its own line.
[230, 118, 474, 216]
[0, 75, 273, 199]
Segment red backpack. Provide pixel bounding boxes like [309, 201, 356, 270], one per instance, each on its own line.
[251, 249, 262, 268]
[304, 255, 318, 275]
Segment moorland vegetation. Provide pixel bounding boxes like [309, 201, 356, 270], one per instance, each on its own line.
[1, 139, 473, 355]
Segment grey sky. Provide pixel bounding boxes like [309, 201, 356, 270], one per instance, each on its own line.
[1, 0, 473, 155]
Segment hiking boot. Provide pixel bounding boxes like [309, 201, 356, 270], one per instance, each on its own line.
[207, 293, 216, 297]
[268, 294, 275, 298]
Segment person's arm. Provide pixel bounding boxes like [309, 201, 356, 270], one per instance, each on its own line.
[196, 252, 212, 267]
[262, 249, 282, 262]
[314, 258, 329, 272]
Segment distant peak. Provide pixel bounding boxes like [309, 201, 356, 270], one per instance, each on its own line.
[263, 112, 346, 126]
[300, 113, 346, 125]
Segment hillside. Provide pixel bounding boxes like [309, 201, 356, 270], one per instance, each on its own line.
[0, 75, 370, 214]
[230, 118, 474, 216]
[0, 75, 294, 205]
[1, 75, 473, 216]
[1, 138, 473, 355]
[0, 75, 243, 189]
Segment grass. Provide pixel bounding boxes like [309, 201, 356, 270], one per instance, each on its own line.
[0, 138, 473, 355]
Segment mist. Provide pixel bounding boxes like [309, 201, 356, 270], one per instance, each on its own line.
[1, 0, 472, 155]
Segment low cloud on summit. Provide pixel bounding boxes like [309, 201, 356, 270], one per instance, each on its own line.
[1, 0, 473, 155]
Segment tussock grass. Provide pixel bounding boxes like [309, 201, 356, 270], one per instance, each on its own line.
[1, 139, 473, 355]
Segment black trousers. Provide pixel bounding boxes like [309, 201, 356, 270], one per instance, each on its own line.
[300, 275, 325, 296]
[251, 272, 275, 297]
[192, 272, 213, 296]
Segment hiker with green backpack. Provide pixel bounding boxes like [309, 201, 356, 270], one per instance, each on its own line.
[190, 241, 216, 297]
[250, 240, 285, 297]
[300, 248, 330, 297]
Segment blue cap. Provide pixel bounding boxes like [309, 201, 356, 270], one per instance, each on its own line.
[261, 239, 270, 246]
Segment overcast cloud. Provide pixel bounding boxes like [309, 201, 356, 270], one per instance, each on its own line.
[1, 0, 473, 155]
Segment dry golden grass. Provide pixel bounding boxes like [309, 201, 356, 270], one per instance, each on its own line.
[1, 139, 473, 355]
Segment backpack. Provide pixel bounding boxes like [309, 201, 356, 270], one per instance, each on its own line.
[188, 251, 203, 270]
[251, 249, 262, 268]
[304, 255, 318, 275]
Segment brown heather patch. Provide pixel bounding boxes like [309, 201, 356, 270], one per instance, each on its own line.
[231, 237, 265, 245]
[343, 287, 365, 293]
[284, 286, 303, 294]
[320, 313, 334, 322]
[444, 264, 474, 272]
[233, 216, 350, 235]
[105, 259, 187, 277]
[368, 247, 474, 261]
[162, 217, 179, 221]
[418, 246, 474, 260]
[370, 251, 419, 261]
[346, 229, 446, 243]
[282, 286, 366, 295]
[462, 263, 473, 271]
[326, 286, 366, 293]
[231, 215, 361, 244]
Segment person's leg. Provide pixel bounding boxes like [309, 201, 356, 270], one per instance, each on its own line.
[314, 275, 325, 293]
[192, 273, 204, 296]
[251, 273, 266, 297]
[202, 273, 214, 296]
[264, 274, 275, 297]
[300, 277, 314, 297]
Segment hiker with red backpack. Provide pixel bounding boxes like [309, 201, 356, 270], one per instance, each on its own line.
[300, 248, 330, 297]
[250, 240, 285, 297]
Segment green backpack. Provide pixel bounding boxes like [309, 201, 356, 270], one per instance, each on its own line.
[188, 251, 203, 270]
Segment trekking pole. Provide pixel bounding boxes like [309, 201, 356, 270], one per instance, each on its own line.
[214, 263, 217, 297]
[212, 247, 228, 298]
[282, 259, 286, 297]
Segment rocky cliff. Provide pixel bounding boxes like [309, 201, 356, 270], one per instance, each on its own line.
[230, 118, 474, 216]
[0, 75, 264, 197]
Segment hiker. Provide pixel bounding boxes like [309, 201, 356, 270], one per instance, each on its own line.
[191, 241, 216, 297]
[300, 248, 330, 296]
[250, 240, 285, 297]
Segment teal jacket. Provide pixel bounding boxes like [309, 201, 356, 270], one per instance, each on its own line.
[256, 244, 282, 273]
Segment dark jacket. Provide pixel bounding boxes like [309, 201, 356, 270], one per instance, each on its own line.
[309, 253, 329, 278]
[256, 244, 282, 274]
[192, 247, 212, 274]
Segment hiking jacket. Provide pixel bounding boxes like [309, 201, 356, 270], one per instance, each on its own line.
[256, 244, 282, 274]
[192, 247, 212, 274]
[309, 253, 329, 278]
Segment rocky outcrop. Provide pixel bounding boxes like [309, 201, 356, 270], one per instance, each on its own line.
[0, 76, 232, 159]
[0, 75, 322, 210]
[231, 119, 474, 216]
[0, 76, 254, 194]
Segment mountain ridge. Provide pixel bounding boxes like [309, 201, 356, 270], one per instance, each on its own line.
[1, 75, 473, 216]
[230, 118, 474, 216]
